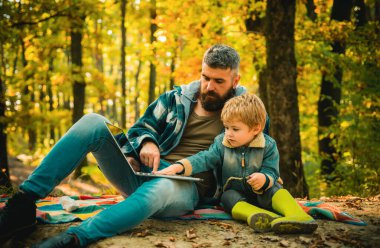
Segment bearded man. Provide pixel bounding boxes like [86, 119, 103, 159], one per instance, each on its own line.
[1, 45, 263, 248]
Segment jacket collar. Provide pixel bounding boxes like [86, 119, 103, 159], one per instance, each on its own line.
[175, 80, 247, 101]
[222, 132, 265, 148]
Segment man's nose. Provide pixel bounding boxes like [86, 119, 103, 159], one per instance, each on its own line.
[207, 81, 215, 91]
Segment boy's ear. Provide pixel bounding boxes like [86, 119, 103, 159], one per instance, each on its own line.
[251, 124, 261, 135]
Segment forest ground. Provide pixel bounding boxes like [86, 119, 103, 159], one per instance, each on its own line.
[3, 157, 380, 248]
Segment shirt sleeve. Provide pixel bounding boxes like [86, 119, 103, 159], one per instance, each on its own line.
[126, 92, 172, 154]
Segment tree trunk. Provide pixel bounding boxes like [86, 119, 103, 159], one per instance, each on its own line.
[264, 0, 307, 197]
[71, 14, 87, 179]
[305, 0, 317, 21]
[148, 0, 157, 105]
[20, 36, 37, 151]
[71, 24, 85, 124]
[0, 47, 11, 188]
[47, 58, 55, 144]
[94, 20, 105, 116]
[120, 0, 127, 128]
[376, 0, 380, 21]
[169, 55, 175, 90]
[245, 0, 268, 107]
[134, 59, 142, 123]
[318, 0, 353, 179]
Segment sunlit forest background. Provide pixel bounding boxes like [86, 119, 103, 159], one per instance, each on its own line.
[0, 0, 379, 198]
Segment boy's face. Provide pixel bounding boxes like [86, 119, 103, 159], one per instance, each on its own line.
[199, 64, 240, 111]
[223, 119, 261, 147]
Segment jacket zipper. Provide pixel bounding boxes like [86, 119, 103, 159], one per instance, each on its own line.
[241, 149, 250, 193]
[241, 152, 245, 167]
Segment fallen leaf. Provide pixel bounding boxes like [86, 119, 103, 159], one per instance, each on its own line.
[154, 240, 176, 248]
[299, 236, 311, 244]
[261, 236, 281, 242]
[222, 240, 231, 246]
[134, 229, 151, 237]
[192, 243, 211, 247]
[207, 221, 236, 232]
[280, 240, 290, 247]
[186, 229, 197, 240]
[223, 233, 236, 240]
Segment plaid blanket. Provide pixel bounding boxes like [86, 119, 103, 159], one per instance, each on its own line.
[0, 195, 366, 226]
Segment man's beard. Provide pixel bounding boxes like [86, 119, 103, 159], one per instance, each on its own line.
[200, 88, 235, 111]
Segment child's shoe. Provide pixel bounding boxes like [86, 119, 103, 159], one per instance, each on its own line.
[232, 201, 279, 233]
[271, 189, 318, 234]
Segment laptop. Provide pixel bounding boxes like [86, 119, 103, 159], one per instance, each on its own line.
[104, 121, 203, 182]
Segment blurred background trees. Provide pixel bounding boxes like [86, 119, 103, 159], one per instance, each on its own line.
[0, 0, 378, 198]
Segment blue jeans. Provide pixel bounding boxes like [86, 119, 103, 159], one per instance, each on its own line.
[20, 113, 199, 246]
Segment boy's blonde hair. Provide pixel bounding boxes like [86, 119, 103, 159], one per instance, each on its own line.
[221, 93, 266, 131]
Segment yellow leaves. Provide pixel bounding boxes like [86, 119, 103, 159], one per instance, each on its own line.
[363, 99, 372, 109]
[341, 121, 350, 128]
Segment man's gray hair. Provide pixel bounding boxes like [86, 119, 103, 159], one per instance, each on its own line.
[203, 44, 240, 71]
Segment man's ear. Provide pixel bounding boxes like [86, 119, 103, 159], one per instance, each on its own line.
[233, 74, 240, 89]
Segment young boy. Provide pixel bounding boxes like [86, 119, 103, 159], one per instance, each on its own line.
[157, 93, 317, 234]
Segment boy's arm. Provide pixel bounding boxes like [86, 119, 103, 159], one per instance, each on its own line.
[248, 136, 280, 193]
[156, 134, 225, 176]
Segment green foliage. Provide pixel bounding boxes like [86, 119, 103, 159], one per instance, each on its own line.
[295, 1, 380, 197]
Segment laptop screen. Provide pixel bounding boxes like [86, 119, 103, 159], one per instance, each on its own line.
[105, 122, 140, 160]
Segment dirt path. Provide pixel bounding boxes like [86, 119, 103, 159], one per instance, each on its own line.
[3, 157, 380, 248]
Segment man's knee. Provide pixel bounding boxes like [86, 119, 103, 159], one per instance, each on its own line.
[79, 113, 107, 124]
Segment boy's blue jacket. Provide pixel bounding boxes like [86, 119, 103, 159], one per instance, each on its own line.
[178, 132, 280, 195]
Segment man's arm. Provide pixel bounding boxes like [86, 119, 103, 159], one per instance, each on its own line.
[125, 92, 172, 171]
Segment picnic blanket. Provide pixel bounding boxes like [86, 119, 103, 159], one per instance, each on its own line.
[0, 195, 366, 226]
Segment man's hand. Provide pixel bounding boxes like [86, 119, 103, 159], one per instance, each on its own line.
[246, 172, 266, 191]
[140, 141, 160, 172]
[155, 164, 183, 175]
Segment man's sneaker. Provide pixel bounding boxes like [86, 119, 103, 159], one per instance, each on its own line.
[0, 191, 37, 240]
[32, 233, 80, 248]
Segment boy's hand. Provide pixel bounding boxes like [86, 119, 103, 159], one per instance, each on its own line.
[140, 141, 160, 172]
[246, 173, 266, 191]
[155, 164, 183, 175]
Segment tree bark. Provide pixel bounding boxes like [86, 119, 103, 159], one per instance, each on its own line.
[169, 43, 176, 90]
[264, 0, 307, 197]
[148, 0, 157, 105]
[318, 0, 353, 179]
[0, 56, 11, 188]
[47, 57, 55, 144]
[71, 20, 85, 124]
[120, 0, 127, 128]
[94, 20, 105, 116]
[20, 36, 37, 151]
[305, 0, 317, 21]
[245, 0, 268, 107]
[134, 59, 142, 123]
[71, 13, 87, 179]
[0, 39, 11, 188]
